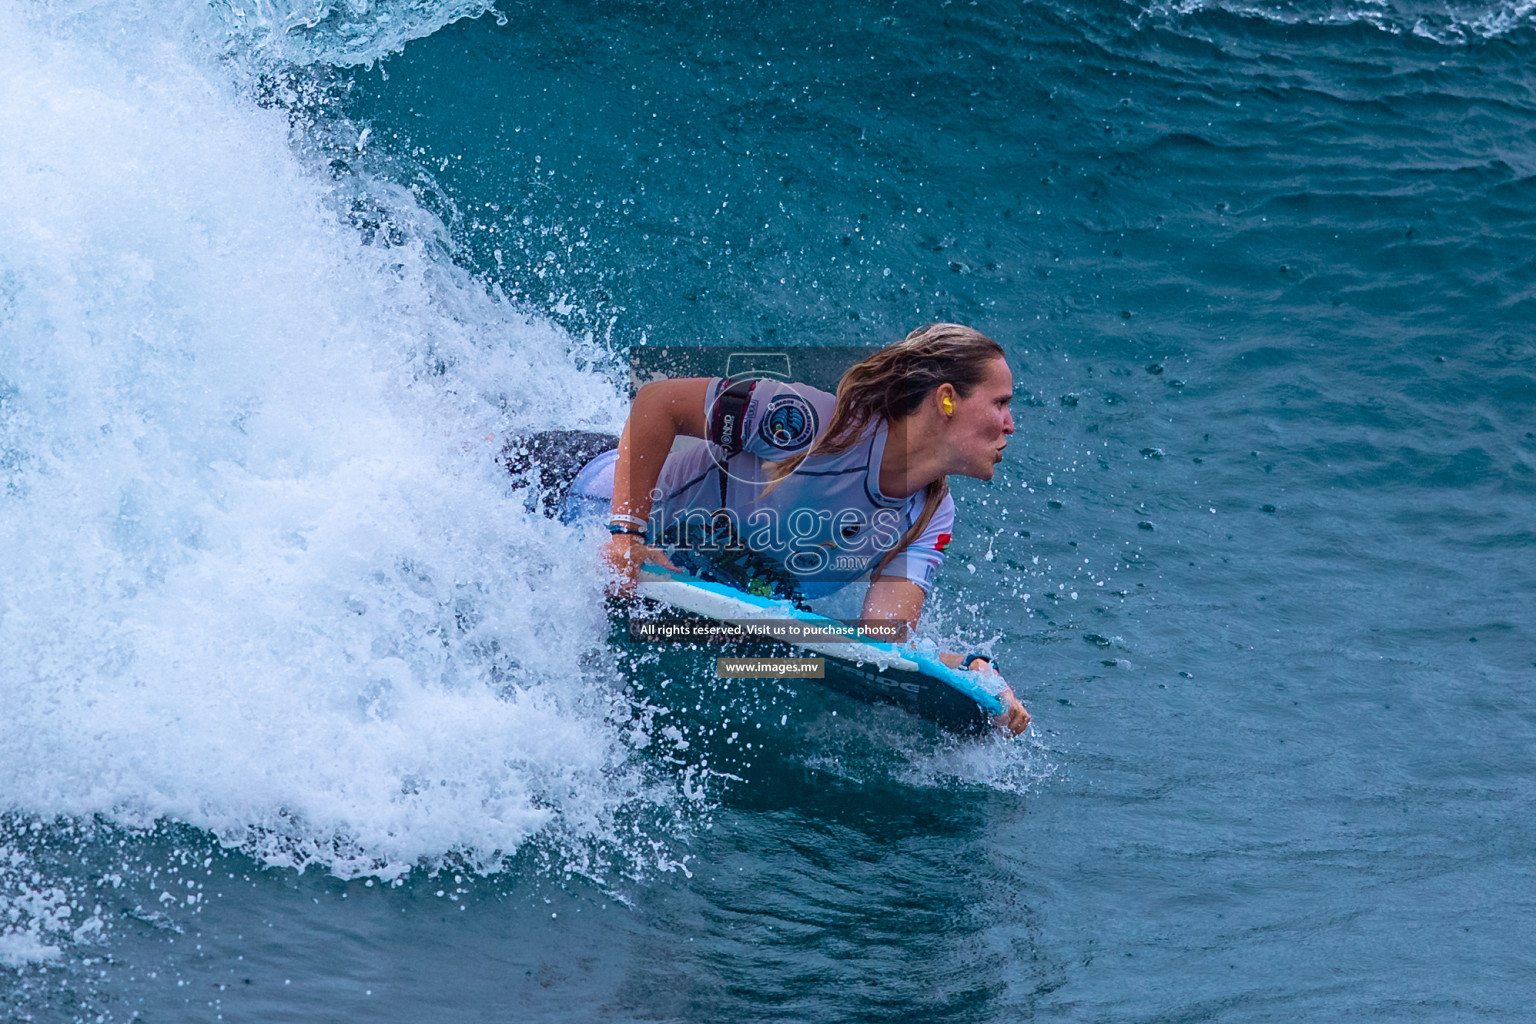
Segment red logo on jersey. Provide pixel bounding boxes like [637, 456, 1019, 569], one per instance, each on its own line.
[934, 533, 952, 551]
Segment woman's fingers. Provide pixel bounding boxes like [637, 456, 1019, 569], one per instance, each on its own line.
[993, 687, 1030, 736]
[954, 661, 1029, 737]
[952, 658, 1030, 735]
[628, 542, 679, 573]
[601, 535, 645, 594]
[602, 535, 680, 596]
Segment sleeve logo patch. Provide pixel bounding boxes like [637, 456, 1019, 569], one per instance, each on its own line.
[759, 395, 817, 450]
[934, 532, 952, 551]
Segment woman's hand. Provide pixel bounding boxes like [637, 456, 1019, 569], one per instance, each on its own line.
[939, 653, 1030, 736]
[966, 658, 1030, 736]
[993, 686, 1031, 736]
[602, 533, 679, 595]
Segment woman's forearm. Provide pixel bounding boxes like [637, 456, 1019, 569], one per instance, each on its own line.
[610, 378, 709, 520]
[611, 406, 672, 520]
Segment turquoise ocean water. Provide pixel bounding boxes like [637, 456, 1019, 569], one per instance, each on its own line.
[2, 0, 1533, 1019]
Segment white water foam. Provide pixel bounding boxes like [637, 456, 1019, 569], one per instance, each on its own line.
[0, 1, 653, 887]
[29, 0, 496, 68]
[199, 0, 500, 67]
[1140, 0, 1536, 42]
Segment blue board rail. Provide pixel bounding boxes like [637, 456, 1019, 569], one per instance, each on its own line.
[635, 566, 1006, 728]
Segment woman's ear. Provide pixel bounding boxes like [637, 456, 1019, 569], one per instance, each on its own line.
[935, 383, 957, 417]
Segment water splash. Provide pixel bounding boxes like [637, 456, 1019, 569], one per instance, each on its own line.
[202, 0, 500, 67]
[0, 0, 665, 893]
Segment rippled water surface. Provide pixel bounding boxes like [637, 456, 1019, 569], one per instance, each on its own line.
[2, 0, 1533, 1020]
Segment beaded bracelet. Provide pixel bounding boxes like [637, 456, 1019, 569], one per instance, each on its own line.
[607, 524, 646, 537]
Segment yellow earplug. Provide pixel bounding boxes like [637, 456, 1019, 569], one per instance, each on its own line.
[941, 395, 954, 415]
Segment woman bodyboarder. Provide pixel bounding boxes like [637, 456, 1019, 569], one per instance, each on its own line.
[589, 323, 1031, 735]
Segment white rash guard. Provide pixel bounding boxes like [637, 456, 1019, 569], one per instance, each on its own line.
[574, 377, 955, 599]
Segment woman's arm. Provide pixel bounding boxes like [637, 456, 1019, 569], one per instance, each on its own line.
[861, 576, 1032, 736]
[861, 576, 928, 634]
[603, 378, 711, 586]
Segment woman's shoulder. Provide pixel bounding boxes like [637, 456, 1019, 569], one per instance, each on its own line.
[919, 489, 957, 530]
[708, 377, 837, 459]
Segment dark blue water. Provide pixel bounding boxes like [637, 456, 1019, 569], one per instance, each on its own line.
[2, 0, 1533, 1020]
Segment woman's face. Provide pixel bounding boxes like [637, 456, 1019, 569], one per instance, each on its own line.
[949, 356, 1015, 480]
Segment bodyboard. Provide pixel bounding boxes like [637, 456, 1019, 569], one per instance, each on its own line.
[635, 566, 1004, 733]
